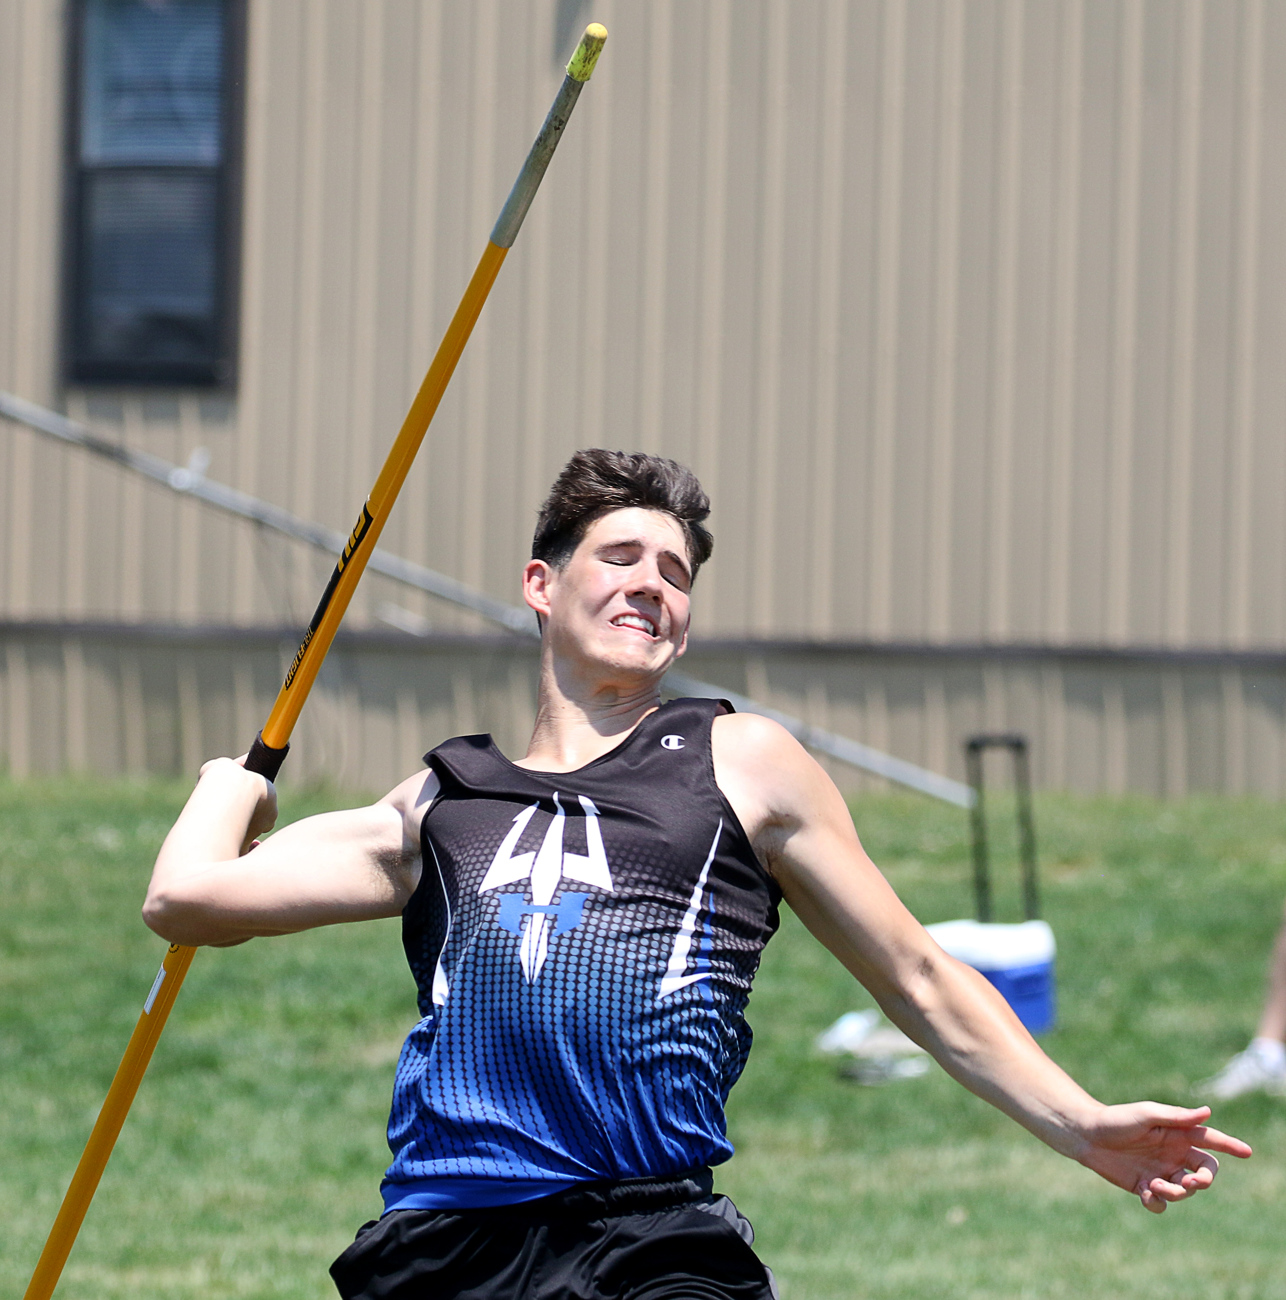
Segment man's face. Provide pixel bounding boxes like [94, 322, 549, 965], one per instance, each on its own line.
[523, 507, 692, 682]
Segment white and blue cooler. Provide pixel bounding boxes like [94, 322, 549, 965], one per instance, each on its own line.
[925, 918, 1056, 1034]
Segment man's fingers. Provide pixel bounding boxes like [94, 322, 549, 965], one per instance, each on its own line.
[1141, 1175, 1188, 1206]
[1144, 1157, 1218, 1203]
[1184, 1148, 1220, 1177]
[1137, 1145, 1224, 1210]
[1186, 1125, 1253, 1159]
[1157, 1104, 1211, 1126]
[1174, 1152, 1216, 1193]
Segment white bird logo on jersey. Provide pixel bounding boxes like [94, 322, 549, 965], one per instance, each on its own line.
[479, 794, 614, 982]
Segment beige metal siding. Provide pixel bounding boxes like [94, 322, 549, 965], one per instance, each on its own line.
[4, 1, 1286, 791]
[5, 627, 1286, 800]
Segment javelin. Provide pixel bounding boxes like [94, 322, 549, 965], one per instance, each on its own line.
[23, 23, 608, 1299]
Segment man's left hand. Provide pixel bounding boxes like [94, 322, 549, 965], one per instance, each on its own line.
[1076, 1103, 1252, 1212]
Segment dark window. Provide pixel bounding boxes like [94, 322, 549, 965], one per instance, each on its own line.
[66, 0, 242, 386]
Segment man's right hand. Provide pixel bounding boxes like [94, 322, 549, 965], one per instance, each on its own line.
[198, 755, 279, 855]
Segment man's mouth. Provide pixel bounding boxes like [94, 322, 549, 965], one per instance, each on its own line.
[611, 612, 659, 638]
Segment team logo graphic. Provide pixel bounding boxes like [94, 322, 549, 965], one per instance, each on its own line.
[479, 793, 613, 982]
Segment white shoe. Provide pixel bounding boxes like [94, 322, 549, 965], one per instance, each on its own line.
[1197, 1043, 1286, 1100]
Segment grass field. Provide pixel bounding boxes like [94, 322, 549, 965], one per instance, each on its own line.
[3, 778, 1285, 1299]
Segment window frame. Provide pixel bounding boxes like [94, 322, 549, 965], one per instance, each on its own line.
[62, 0, 246, 389]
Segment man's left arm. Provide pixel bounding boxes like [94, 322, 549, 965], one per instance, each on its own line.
[712, 713, 1251, 1212]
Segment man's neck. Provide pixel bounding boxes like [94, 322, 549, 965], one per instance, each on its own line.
[516, 655, 665, 773]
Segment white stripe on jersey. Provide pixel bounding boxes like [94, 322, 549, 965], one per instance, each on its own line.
[657, 820, 722, 999]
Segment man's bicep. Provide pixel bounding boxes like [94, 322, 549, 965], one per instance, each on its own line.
[714, 712, 936, 989]
[767, 759, 938, 998]
[256, 769, 438, 921]
[187, 802, 419, 940]
[262, 800, 420, 906]
[775, 823, 923, 983]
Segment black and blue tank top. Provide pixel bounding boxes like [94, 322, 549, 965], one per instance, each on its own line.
[382, 697, 782, 1212]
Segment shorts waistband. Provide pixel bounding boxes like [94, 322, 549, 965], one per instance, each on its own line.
[472, 1167, 715, 1221]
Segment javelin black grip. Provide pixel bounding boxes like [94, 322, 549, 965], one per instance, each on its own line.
[244, 731, 290, 782]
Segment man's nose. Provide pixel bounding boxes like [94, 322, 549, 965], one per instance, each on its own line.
[628, 561, 664, 599]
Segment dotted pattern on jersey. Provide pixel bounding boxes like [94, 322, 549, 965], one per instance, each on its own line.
[386, 699, 780, 1192]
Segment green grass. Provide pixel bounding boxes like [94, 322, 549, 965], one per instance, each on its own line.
[3, 781, 1285, 1298]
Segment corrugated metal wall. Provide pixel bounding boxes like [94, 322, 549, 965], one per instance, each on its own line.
[4, 0, 1286, 791]
[4, 626, 1285, 798]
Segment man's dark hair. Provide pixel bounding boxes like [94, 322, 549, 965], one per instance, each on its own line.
[532, 449, 714, 578]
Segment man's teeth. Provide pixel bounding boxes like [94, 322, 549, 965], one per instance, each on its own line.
[614, 614, 656, 635]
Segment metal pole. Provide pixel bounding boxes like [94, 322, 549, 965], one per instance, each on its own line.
[966, 739, 992, 922]
[964, 733, 1042, 923]
[1012, 738, 1040, 920]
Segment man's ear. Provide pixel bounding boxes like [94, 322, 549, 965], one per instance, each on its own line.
[522, 559, 555, 627]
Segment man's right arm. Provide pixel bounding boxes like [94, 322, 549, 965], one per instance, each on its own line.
[142, 758, 433, 947]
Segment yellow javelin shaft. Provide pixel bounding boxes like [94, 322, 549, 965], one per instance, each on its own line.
[24, 24, 606, 1300]
[23, 944, 194, 1300]
[260, 238, 508, 748]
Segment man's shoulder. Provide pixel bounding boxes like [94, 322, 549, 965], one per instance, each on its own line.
[711, 711, 816, 789]
[380, 767, 442, 841]
[709, 710, 833, 853]
[711, 709, 791, 748]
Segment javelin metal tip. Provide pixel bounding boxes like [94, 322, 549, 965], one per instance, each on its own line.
[567, 23, 607, 82]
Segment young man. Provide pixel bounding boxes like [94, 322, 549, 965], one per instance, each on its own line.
[145, 450, 1250, 1300]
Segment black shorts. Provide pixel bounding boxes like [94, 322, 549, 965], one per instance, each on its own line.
[330, 1169, 777, 1300]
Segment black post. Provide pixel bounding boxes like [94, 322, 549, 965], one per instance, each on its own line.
[1012, 738, 1040, 921]
[963, 733, 1040, 923]
[965, 739, 991, 923]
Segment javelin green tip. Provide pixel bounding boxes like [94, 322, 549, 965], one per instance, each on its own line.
[567, 23, 607, 82]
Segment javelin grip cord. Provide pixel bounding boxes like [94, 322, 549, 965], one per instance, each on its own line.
[245, 732, 290, 782]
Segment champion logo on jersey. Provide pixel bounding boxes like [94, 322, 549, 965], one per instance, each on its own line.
[661, 734, 685, 750]
[478, 793, 613, 982]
